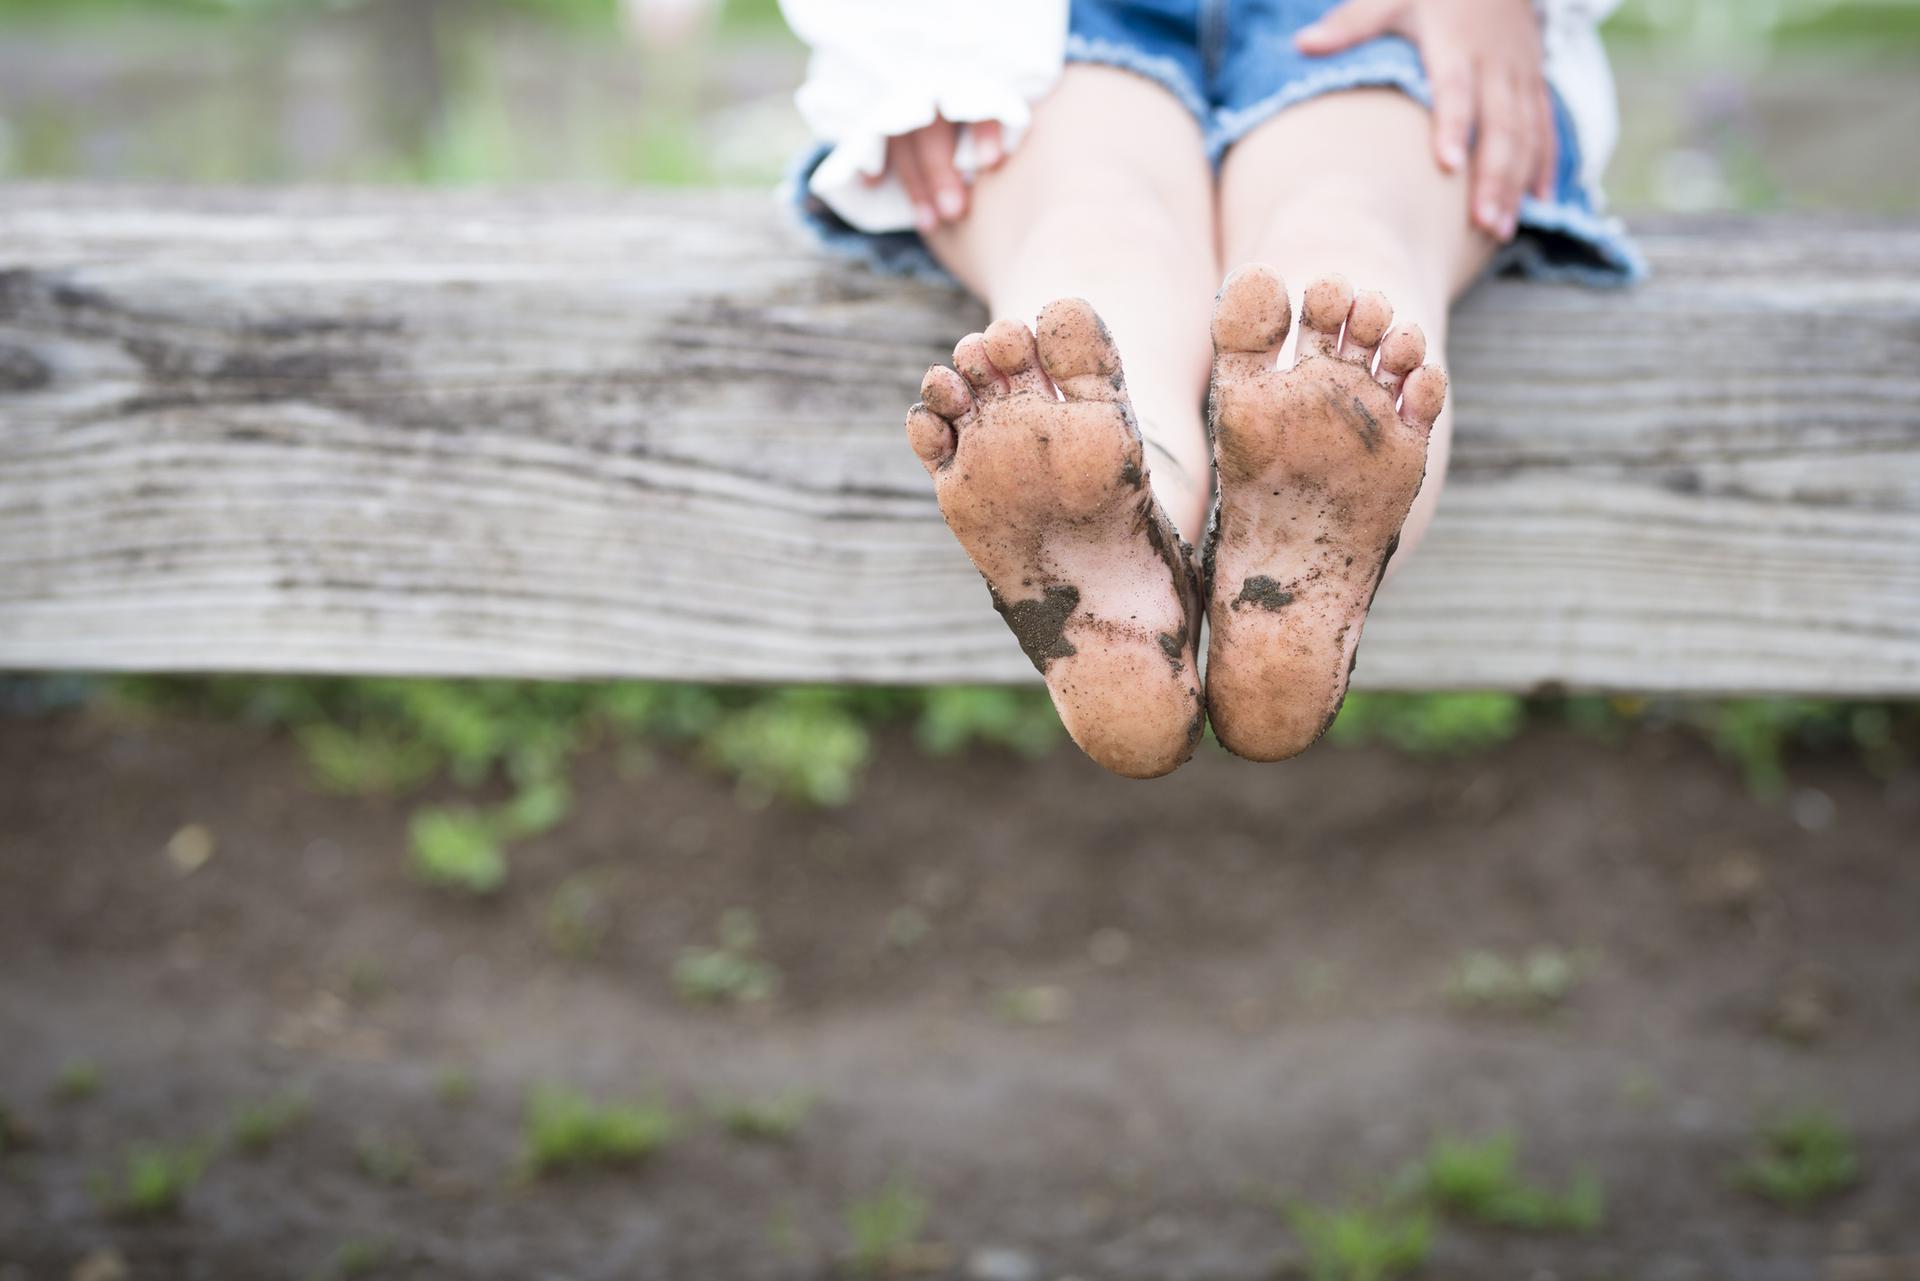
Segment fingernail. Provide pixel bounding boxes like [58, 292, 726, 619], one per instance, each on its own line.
[1294, 23, 1323, 44]
[936, 188, 965, 220]
[913, 204, 936, 232]
[1441, 142, 1466, 170]
[1503, 213, 1520, 239]
[1478, 200, 1501, 230]
[977, 137, 1002, 166]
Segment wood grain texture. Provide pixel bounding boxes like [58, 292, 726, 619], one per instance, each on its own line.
[2, 185, 1917, 692]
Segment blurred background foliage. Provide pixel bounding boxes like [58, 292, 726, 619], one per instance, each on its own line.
[2, 0, 1916, 887]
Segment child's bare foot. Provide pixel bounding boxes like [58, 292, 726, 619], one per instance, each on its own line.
[1202, 266, 1448, 761]
[907, 300, 1203, 779]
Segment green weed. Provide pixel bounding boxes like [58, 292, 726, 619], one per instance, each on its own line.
[53, 1060, 103, 1103]
[1413, 1133, 1603, 1231]
[408, 805, 508, 894]
[913, 686, 1062, 758]
[1326, 692, 1525, 754]
[436, 1068, 476, 1107]
[355, 1131, 420, 1185]
[318, 1236, 392, 1281]
[1445, 947, 1581, 1015]
[845, 1177, 930, 1276]
[1733, 1108, 1861, 1209]
[544, 875, 611, 958]
[702, 688, 871, 806]
[1285, 1202, 1431, 1281]
[522, 1085, 676, 1176]
[228, 1088, 313, 1154]
[90, 1141, 212, 1217]
[710, 1089, 814, 1143]
[673, 909, 779, 1006]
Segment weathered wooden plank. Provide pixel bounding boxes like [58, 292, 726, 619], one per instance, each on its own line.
[1, 185, 1916, 692]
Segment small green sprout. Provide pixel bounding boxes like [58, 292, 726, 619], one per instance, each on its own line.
[408, 805, 507, 894]
[522, 1085, 676, 1176]
[1444, 947, 1581, 1015]
[845, 1177, 930, 1276]
[1415, 1132, 1603, 1231]
[435, 1068, 476, 1107]
[1285, 1202, 1431, 1281]
[54, 1060, 103, 1103]
[90, 1141, 212, 1217]
[673, 909, 779, 1006]
[710, 1089, 814, 1143]
[1733, 1108, 1861, 1209]
[228, 1088, 313, 1154]
[355, 1131, 420, 1186]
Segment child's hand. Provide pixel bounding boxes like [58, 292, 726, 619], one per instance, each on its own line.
[1295, 0, 1554, 241]
[867, 117, 1007, 232]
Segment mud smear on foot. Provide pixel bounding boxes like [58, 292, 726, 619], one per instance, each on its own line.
[1320, 383, 1382, 453]
[1141, 501, 1203, 668]
[1233, 576, 1294, 613]
[1119, 457, 1143, 490]
[992, 584, 1080, 673]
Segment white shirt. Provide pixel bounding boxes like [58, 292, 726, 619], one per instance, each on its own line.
[781, 0, 1622, 232]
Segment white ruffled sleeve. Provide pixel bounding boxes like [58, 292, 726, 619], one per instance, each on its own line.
[779, 0, 1068, 232]
[1538, 0, 1624, 195]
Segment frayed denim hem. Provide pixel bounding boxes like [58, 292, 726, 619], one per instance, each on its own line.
[1209, 59, 1644, 287]
[1062, 32, 1211, 121]
[1495, 194, 1649, 286]
[779, 141, 956, 285]
[1208, 55, 1433, 161]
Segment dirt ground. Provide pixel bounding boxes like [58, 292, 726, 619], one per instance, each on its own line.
[1, 708, 1917, 1280]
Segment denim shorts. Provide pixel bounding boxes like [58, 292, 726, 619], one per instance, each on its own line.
[787, 0, 1645, 287]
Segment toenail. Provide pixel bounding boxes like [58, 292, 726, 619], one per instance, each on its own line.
[936, 188, 964, 220]
[914, 205, 936, 232]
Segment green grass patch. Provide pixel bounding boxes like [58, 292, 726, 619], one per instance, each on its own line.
[90, 1141, 212, 1217]
[228, 1088, 313, 1154]
[1284, 1202, 1431, 1281]
[1444, 947, 1583, 1015]
[521, 1085, 676, 1176]
[709, 1089, 814, 1143]
[53, 1060, 103, 1103]
[1733, 1108, 1862, 1209]
[674, 908, 779, 1006]
[436, 1068, 476, 1107]
[845, 1177, 930, 1276]
[1412, 1132, 1603, 1231]
[355, 1130, 420, 1185]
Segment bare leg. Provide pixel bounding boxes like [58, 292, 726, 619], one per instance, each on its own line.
[1218, 87, 1497, 565]
[906, 66, 1220, 778]
[925, 65, 1219, 542]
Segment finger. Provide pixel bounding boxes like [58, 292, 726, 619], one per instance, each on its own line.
[1530, 79, 1558, 200]
[1294, 0, 1399, 54]
[912, 118, 967, 224]
[891, 139, 936, 234]
[971, 120, 1006, 171]
[1472, 73, 1523, 240]
[1426, 44, 1474, 174]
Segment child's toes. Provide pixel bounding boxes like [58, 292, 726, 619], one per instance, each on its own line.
[920, 364, 975, 420]
[1298, 274, 1353, 360]
[1339, 289, 1392, 367]
[1399, 364, 1448, 434]
[983, 318, 1055, 396]
[1375, 323, 1425, 397]
[954, 333, 1011, 397]
[905, 404, 956, 473]
[1210, 263, 1291, 379]
[1035, 297, 1128, 402]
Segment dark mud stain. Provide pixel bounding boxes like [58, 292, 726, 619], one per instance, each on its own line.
[992, 584, 1080, 673]
[1234, 576, 1294, 612]
[1185, 702, 1206, 749]
[1157, 630, 1185, 676]
[1119, 457, 1142, 489]
[1322, 384, 1381, 452]
[1142, 501, 1203, 656]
